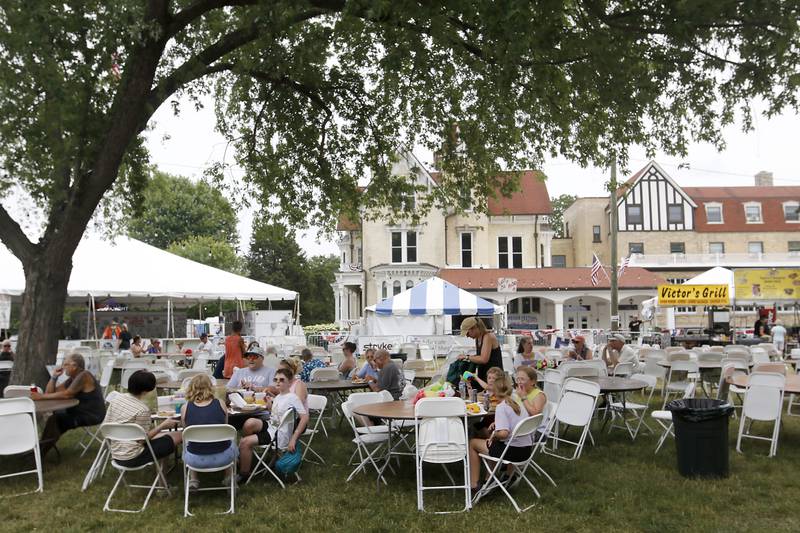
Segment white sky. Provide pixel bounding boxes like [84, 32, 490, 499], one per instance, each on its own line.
[145, 97, 800, 257]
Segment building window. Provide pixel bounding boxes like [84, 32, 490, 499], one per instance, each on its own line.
[498, 236, 522, 269]
[460, 232, 473, 268]
[628, 242, 644, 254]
[670, 242, 685, 254]
[667, 204, 684, 224]
[390, 230, 417, 263]
[747, 241, 764, 254]
[393, 280, 401, 295]
[405, 279, 414, 290]
[709, 242, 725, 254]
[744, 202, 762, 223]
[381, 281, 387, 299]
[592, 225, 601, 243]
[626, 204, 643, 224]
[508, 300, 519, 314]
[551, 255, 567, 268]
[784, 202, 799, 222]
[705, 203, 723, 223]
[789, 241, 800, 253]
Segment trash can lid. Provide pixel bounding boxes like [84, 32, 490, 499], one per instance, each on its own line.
[667, 398, 734, 421]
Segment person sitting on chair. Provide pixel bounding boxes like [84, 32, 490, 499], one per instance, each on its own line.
[298, 348, 327, 383]
[354, 348, 379, 381]
[237, 367, 308, 483]
[338, 341, 357, 379]
[601, 334, 639, 371]
[226, 346, 275, 392]
[513, 366, 547, 417]
[181, 374, 237, 490]
[468, 372, 533, 492]
[367, 349, 405, 400]
[31, 353, 107, 457]
[565, 335, 593, 361]
[103, 370, 182, 467]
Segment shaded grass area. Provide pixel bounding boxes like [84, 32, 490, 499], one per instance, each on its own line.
[1, 403, 798, 533]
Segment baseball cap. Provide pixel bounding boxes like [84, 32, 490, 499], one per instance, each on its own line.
[573, 335, 585, 343]
[460, 317, 480, 335]
[609, 333, 626, 343]
[244, 346, 265, 358]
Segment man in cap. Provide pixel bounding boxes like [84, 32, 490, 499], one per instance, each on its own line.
[226, 345, 276, 391]
[196, 332, 214, 353]
[566, 335, 593, 361]
[601, 334, 639, 371]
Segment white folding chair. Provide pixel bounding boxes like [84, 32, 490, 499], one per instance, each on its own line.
[192, 354, 210, 370]
[400, 343, 418, 360]
[81, 391, 121, 491]
[414, 398, 471, 513]
[182, 424, 237, 517]
[341, 400, 392, 484]
[3, 385, 40, 398]
[310, 367, 340, 382]
[562, 364, 602, 379]
[651, 383, 696, 454]
[542, 378, 600, 460]
[608, 373, 657, 440]
[611, 362, 635, 377]
[246, 408, 296, 487]
[301, 394, 328, 464]
[403, 369, 417, 383]
[180, 375, 217, 390]
[750, 348, 770, 365]
[736, 372, 785, 457]
[404, 359, 429, 371]
[177, 369, 209, 381]
[0, 397, 43, 496]
[662, 360, 699, 408]
[419, 345, 437, 369]
[753, 362, 786, 375]
[99, 423, 171, 513]
[473, 413, 553, 513]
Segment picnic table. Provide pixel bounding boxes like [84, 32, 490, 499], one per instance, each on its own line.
[728, 373, 800, 394]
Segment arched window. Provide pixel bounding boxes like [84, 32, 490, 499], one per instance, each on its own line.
[381, 281, 387, 299]
[406, 280, 414, 290]
[393, 280, 402, 295]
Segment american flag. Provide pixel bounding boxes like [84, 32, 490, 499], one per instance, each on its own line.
[618, 255, 630, 278]
[590, 253, 604, 286]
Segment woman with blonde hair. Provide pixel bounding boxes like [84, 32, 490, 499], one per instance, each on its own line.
[458, 317, 503, 391]
[181, 374, 236, 490]
[468, 369, 533, 491]
[278, 357, 308, 410]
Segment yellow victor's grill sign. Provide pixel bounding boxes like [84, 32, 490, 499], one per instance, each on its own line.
[657, 284, 730, 306]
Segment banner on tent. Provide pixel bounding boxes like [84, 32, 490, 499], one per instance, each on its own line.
[0, 294, 10, 329]
[734, 268, 800, 301]
[405, 335, 455, 355]
[357, 335, 404, 354]
[658, 284, 729, 306]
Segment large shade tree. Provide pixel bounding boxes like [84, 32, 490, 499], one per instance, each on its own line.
[1, 1, 799, 384]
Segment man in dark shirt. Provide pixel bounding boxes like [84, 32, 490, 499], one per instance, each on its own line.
[628, 316, 643, 333]
[367, 349, 405, 400]
[0, 340, 13, 397]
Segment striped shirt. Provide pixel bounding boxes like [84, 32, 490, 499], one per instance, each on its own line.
[102, 393, 152, 460]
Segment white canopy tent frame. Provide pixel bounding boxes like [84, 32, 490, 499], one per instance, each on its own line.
[1, 235, 297, 341]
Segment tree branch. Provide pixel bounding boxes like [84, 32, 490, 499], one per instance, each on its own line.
[0, 203, 34, 262]
[167, 0, 259, 37]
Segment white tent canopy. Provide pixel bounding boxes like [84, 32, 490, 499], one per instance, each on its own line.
[0, 235, 296, 303]
[682, 266, 735, 299]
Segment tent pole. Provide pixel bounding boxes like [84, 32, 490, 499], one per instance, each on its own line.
[166, 299, 171, 340]
[86, 299, 91, 340]
[199, 298, 203, 320]
[91, 296, 98, 340]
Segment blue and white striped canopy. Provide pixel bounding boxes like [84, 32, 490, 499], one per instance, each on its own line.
[374, 277, 498, 316]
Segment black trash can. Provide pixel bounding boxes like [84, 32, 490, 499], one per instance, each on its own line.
[666, 398, 734, 478]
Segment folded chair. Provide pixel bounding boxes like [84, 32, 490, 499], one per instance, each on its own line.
[0, 397, 43, 496]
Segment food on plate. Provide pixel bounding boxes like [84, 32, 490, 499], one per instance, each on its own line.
[465, 402, 483, 414]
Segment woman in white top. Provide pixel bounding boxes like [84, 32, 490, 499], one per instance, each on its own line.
[237, 367, 309, 482]
[514, 336, 543, 367]
[468, 373, 532, 491]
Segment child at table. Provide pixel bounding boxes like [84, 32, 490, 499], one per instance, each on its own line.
[181, 374, 236, 490]
[466, 366, 504, 437]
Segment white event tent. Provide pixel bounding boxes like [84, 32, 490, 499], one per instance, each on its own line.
[364, 277, 504, 336]
[0, 235, 297, 337]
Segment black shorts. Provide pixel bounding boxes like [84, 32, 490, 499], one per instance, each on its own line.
[116, 435, 176, 468]
[54, 409, 105, 433]
[255, 417, 273, 446]
[489, 441, 532, 463]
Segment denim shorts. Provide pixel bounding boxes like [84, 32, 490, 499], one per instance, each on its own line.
[183, 441, 238, 469]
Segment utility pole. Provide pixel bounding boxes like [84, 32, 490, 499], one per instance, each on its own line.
[609, 157, 619, 331]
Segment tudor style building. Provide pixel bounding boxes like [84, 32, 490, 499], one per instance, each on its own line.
[559, 161, 800, 326]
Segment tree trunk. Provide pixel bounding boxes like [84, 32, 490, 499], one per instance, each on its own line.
[10, 249, 73, 387]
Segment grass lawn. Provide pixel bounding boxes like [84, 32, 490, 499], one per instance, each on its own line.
[1, 398, 798, 533]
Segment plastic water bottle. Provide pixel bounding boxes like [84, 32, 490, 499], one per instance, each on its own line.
[458, 380, 466, 399]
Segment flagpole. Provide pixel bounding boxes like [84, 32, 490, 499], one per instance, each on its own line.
[609, 157, 620, 331]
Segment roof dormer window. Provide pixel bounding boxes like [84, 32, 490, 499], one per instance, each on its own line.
[743, 202, 762, 223]
[704, 202, 723, 224]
